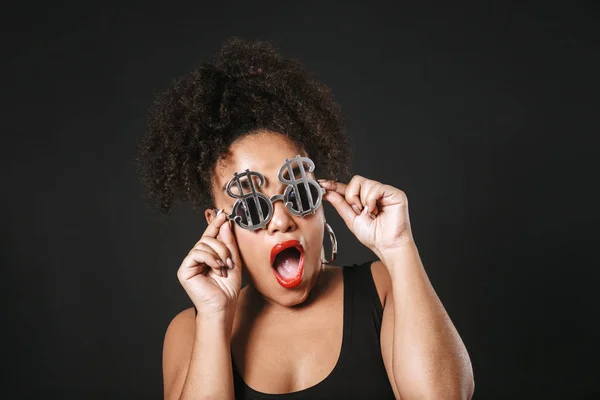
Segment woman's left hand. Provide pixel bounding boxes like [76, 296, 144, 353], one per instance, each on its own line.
[319, 176, 415, 259]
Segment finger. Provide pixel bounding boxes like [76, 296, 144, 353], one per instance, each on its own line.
[345, 176, 366, 214]
[199, 210, 229, 242]
[319, 179, 346, 195]
[192, 242, 224, 266]
[323, 190, 358, 229]
[192, 244, 230, 277]
[217, 218, 241, 270]
[320, 177, 364, 215]
[197, 237, 231, 267]
[363, 184, 385, 217]
[180, 248, 225, 278]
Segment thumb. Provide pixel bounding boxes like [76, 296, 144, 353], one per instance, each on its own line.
[323, 190, 358, 229]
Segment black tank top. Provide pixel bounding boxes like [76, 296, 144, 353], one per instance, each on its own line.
[231, 260, 396, 399]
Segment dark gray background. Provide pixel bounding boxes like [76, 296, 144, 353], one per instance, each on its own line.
[2, 2, 598, 399]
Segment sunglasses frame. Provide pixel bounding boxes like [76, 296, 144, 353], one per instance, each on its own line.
[217, 155, 325, 232]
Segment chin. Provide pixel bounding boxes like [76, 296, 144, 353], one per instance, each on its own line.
[248, 266, 319, 308]
[272, 266, 321, 308]
[275, 286, 312, 308]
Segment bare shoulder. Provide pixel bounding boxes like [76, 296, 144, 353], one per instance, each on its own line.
[369, 260, 392, 307]
[162, 307, 196, 398]
[165, 307, 196, 337]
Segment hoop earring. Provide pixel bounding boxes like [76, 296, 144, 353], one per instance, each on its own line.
[321, 222, 338, 265]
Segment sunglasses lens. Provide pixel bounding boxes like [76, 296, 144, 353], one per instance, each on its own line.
[234, 196, 271, 227]
[289, 183, 320, 212]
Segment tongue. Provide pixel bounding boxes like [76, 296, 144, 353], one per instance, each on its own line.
[274, 250, 300, 279]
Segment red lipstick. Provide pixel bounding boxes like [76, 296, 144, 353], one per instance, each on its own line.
[270, 240, 304, 289]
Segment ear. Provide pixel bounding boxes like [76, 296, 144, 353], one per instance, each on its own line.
[205, 208, 217, 225]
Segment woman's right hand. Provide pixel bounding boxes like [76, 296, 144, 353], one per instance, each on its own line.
[177, 211, 243, 319]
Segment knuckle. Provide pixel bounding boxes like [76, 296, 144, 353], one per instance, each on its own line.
[193, 243, 211, 254]
[211, 238, 225, 249]
[215, 244, 228, 258]
[220, 247, 231, 258]
[190, 241, 203, 251]
[190, 248, 211, 261]
[193, 239, 208, 249]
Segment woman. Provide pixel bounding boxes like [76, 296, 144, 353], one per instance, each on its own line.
[135, 37, 474, 399]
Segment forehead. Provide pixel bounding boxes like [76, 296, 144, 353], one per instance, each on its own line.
[214, 131, 307, 187]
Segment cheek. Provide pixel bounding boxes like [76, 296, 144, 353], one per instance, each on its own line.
[232, 230, 285, 278]
[232, 230, 258, 264]
[303, 214, 326, 254]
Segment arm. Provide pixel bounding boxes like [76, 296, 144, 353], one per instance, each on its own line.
[163, 210, 243, 399]
[378, 245, 474, 400]
[319, 176, 474, 400]
[163, 308, 235, 400]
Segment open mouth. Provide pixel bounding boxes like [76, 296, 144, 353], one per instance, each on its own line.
[270, 240, 304, 289]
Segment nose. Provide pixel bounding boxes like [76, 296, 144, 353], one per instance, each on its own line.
[267, 200, 297, 235]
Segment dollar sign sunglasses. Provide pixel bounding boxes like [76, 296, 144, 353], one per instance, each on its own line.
[215, 155, 325, 232]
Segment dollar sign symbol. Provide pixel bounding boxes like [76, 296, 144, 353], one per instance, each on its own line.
[226, 169, 273, 231]
[278, 155, 324, 216]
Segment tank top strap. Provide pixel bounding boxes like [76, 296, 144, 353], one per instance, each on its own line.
[342, 259, 384, 337]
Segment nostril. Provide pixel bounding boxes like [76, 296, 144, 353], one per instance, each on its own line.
[267, 202, 297, 234]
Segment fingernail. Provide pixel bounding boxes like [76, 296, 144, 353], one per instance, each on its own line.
[352, 204, 361, 215]
[226, 257, 234, 269]
[217, 259, 225, 267]
[362, 205, 369, 215]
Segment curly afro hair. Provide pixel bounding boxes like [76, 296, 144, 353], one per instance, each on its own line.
[134, 37, 352, 215]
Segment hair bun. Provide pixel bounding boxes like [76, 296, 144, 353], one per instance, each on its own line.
[216, 37, 283, 79]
